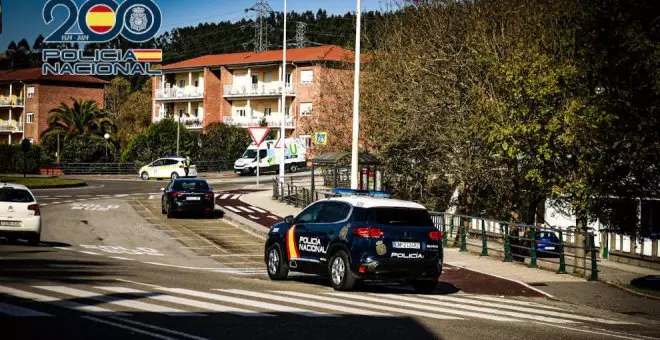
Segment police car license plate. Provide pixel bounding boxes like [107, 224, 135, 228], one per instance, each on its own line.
[393, 241, 421, 249]
[0, 220, 20, 227]
[186, 197, 201, 201]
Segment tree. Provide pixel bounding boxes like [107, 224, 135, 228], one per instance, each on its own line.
[115, 81, 152, 147]
[120, 118, 198, 164]
[106, 76, 132, 115]
[197, 123, 252, 167]
[42, 98, 115, 140]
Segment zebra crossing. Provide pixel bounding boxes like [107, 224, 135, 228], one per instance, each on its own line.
[0, 283, 634, 326]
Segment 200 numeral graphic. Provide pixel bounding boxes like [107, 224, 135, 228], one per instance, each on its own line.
[43, 0, 162, 43]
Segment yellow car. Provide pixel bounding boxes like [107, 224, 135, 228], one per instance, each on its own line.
[139, 158, 197, 180]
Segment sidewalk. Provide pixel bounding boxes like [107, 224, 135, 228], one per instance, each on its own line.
[239, 187, 660, 287]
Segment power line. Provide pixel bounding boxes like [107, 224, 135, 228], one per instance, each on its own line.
[295, 22, 308, 48]
[244, 0, 275, 52]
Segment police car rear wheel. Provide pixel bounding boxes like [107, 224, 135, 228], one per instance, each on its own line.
[411, 279, 438, 294]
[266, 244, 289, 280]
[141, 172, 149, 180]
[329, 250, 356, 290]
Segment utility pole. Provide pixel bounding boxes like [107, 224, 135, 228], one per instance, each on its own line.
[350, 0, 362, 190]
[176, 114, 180, 157]
[279, 0, 287, 196]
[245, 0, 274, 52]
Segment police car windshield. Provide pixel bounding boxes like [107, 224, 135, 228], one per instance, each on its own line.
[0, 188, 34, 203]
[364, 207, 434, 227]
[172, 180, 209, 191]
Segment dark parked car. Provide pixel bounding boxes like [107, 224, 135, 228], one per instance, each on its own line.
[161, 179, 215, 218]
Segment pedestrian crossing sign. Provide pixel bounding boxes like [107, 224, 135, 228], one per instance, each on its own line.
[313, 132, 328, 145]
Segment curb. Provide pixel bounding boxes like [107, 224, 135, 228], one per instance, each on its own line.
[26, 182, 87, 189]
[602, 281, 660, 301]
[215, 204, 268, 240]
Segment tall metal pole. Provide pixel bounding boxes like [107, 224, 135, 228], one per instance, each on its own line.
[279, 0, 287, 195]
[350, 0, 362, 189]
[176, 114, 180, 157]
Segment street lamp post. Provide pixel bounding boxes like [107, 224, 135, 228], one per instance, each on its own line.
[350, 0, 362, 190]
[104, 133, 110, 160]
[176, 114, 181, 157]
[279, 0, 288, 196]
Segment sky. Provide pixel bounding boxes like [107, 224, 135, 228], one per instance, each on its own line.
[0, 0, 385, 51]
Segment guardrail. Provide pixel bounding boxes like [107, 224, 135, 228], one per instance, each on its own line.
[43, 160, 236, 175]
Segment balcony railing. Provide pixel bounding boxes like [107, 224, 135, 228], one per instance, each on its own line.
[223, 116, 295, 128]
[0, 96, 24, 107]
[155, 87, 203, 100]
[0, 120, 24, 132]
[153, 115, 203, 129]
[223, 83, 296, 98]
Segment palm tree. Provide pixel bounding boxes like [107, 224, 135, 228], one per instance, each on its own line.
[42, 98, 116, 140]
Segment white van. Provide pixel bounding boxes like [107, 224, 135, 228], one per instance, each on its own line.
[234, 138, 307, 175]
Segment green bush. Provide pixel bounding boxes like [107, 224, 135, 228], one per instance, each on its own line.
[0, 144, 42, 174]
[197, 123, 251, 163]
[120, 118, 198, 164]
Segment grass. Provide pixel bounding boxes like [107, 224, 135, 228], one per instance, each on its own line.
[623, 284, 660, 299]
[0, 176, 86, 189]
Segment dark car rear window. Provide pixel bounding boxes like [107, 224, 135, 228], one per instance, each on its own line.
[537, 231, 558, 240]
[172, 180, 209, 191]
[353, 207, 433, 227]
[0, 188, 34, 203]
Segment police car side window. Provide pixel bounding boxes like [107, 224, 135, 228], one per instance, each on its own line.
[295, 203, 324, 224]
[317, 202, 351, 223]
[164, 159, 178, 166]
[152, 160, 163, 167]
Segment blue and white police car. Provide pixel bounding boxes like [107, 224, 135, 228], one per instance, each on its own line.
[264, 189, 443, 293]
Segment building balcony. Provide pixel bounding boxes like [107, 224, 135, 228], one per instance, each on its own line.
[155, 87, 203, 101]
[223, 116, 295, 129]
[223, 83, 296, 98]
[0, 96, 24, 107]
[0, 120, 24, 132]
[153, 115, 203, 129]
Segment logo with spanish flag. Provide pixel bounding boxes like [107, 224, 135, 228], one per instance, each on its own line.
[86, 4, 116, 35]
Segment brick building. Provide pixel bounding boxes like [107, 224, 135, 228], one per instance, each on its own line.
[152, 45, 353, 148]
[0, 68, 108, 144]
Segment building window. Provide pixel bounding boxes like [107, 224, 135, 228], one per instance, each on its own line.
[26, 87, 35, 99]
[285, 105, 290, 116]
[194, 81, 199, 87]
[178, 108, 185, 117]
[251, 75, 259, 84]
[300, 70, 313, 84]
[26, 113, 34, 124]
[237, 109, 246, 117]
[299, 135, 312, 148]
[299, 102, 313, 116]
[178, 80, 185, 88]
[285, 73, 292, 85]
[264, 106, 272, 116]
[194, 108, 199, 117]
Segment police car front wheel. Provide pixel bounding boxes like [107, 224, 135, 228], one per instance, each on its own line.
[266, 244, 289, 280]
[329, 250, 356, 290]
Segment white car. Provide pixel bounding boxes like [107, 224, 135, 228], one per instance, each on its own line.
[0, 182, 41, 246]
[139, 157, 198, 180]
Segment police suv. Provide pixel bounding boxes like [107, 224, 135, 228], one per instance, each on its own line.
[264, 189, 443, 293]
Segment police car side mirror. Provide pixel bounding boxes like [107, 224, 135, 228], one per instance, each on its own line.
[284, 215, 294, 224]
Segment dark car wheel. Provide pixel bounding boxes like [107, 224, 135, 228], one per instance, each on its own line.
[166, 203, 175, 218]
[289, 163, 298, 173]
[27, 233, 41, 247]
[161, 200, 167, 214]
[411, 279, 438, 294]
[266, 243, 289, 280]
[329, 250, 356, 291]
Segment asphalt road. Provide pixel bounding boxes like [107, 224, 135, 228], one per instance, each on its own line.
[0, 179, 658, 340]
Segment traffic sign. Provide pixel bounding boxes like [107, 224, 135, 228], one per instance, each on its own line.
[248, 127, 270, 146]
[313, 132, 328, 145]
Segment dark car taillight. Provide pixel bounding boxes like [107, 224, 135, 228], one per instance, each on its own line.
[429, 230, 442, 240]
[28, 204, 40, 216]
[205, 192, 214, 199]
[170, 192, 181, 198]
[352, 227, 383, 238]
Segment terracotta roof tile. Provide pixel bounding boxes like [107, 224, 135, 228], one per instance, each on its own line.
[0, 68, 109, 84]
[160, 45, 354, 70]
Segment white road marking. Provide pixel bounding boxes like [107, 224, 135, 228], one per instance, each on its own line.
[53, 246, 75, 251]
[347, 293, 569, 323]
[419, 294, 632, 325]
[268, 215, 279, 220]
[78, 251, 102, 256]
[58, 195, 72, 198]
[109, 256, 135, 261]
[105, 316, 210, 340]
[76, 195, 92, 197]
[34, 286, 203, 316]
[35, 196, 49, 198]
[458, 294, 564, 310]
[236, 206, 255, 213]
[278, 291, 467, 321]
[218, 289, 394, 317]
[52, 202, 62, 204]
[82, 316, 178, 340]
[40, 204, 49, 207]
[159, 288, 335, 317]
[248, 206, 267, 213]
[534, 322, 649, 340]
[98, 287, 274, 317]
[114, 194, 129, 197]
[231, 195, 242, 199]
[0, 301, 52, 317]
[421, 295, 566, 312]
[248, 215, 259, 220]
[219, 194, 230, 199]
[223, 206, 242, 213]
[149, 195, 160, 200]
[0, 286, 128, 316]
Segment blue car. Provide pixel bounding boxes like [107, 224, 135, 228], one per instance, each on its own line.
[264, 192, 443, 293]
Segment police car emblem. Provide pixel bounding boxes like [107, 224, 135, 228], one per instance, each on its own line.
[376, 240, 387, 255]
[339, 224, 349, 240]
[130, 6, 148, 32]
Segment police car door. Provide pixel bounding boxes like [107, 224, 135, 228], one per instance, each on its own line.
[312, 201, 352, 265]
[289, 202, 323, 263]
[151, 159, 164, 177]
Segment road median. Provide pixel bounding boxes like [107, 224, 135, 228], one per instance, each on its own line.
[0, 176, 87, 189]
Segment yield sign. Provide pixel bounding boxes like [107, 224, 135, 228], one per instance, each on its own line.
[248, 127, 270, 146]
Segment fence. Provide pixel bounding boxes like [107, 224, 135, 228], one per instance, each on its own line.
[43, 159, 235, 175]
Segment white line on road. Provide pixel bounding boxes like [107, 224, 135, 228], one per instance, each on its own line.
[109, 256, 135, 261]
[236, 206, 256, 213]
[160, 288, 335, 318]
[53, 247, 75, 251]
[78, 251, 102, 256]
[34, 286, 203, 316]
[52, 202, 62, 204]
[0, 286, 128, 316]
[248, 206, 267, 213]
[248, 215, 259, 220]
[231, 195, 242, 199]
[57, 195, 72, 198]
[97, 287, 273, 317]
[218, 289, 394, 317]
[219, 194, 230, 199]
[268, 215, 279, 220]
[114, 194, 129, 197]
[0, 301, 52, 317]
[455, 294, 565, 310]
[82, 316, 179, 340]
[533, 322, 649, 340]
[223, 206, 242, 213]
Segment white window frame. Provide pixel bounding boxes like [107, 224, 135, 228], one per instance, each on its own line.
[300, 70, 313, 84]
[178, 80, 185, 88]
[299, 135, 312, 148]
[193, 108, 199, 117]
[26, 87, 35, 99]
[237, 109, 247, 117]
[264, 106, 272, 116]
[299, 102, 313, 116]
[26, 112, 34, 124]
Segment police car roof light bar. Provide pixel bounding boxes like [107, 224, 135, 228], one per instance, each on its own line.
[331, 188, 392, 198]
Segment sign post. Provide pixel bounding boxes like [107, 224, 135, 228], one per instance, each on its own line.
[248, 127, 270, 186]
